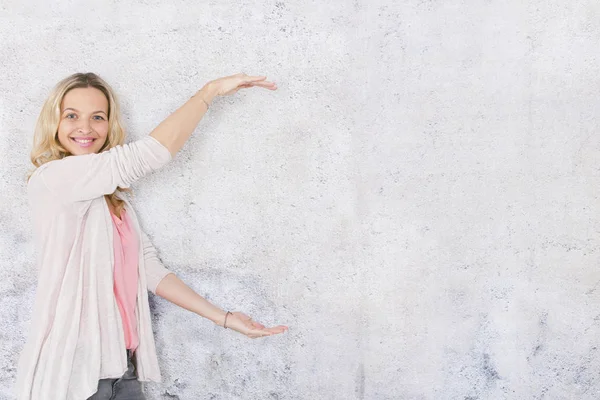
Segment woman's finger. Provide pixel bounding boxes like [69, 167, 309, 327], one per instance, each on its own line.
[246, 324, 289, 338]
[258, 326, 287, 335]
[243, 82, 275, 87]
[268, 326, 288, 334]
[244, 75, 267, 81]
[248, 329, 275, 338]
[239, 81, 277, 90]
[254, 81, 277, 88]
[241, 80, 275, 86]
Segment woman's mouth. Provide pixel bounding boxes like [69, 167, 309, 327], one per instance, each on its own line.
[71, 137, 96, 148]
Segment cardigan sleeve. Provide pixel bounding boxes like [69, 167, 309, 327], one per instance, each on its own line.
[35, 135, 172, 203]
[141, 230, 175, 295]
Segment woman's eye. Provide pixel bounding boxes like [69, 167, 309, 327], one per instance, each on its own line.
[65, 114, 104, 120]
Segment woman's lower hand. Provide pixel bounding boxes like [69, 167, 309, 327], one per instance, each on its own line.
[220, 311, 289, 339]
[207, 72, 277, 97]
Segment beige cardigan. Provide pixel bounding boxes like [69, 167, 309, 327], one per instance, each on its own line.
[15, 136, 174, 399]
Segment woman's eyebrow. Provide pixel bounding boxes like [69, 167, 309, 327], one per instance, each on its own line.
[63, 107, 107, 115]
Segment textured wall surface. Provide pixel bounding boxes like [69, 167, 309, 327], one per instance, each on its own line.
[1, 1, 600, 399]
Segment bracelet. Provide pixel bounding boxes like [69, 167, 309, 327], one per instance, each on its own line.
[200, 97, 210, 110]
[223, 311, 232, 329]
[191, 92, 210, 110]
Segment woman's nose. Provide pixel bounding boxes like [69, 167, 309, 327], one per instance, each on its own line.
[77, 121, 92, 133]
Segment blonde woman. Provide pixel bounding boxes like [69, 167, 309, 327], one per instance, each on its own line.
[15, 72, 289, 400]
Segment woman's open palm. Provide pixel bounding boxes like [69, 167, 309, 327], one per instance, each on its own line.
[210, 73, 277, 97]
[225, 311, 288, 339]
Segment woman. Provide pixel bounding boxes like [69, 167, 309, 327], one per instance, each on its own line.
[15, 72, 289, 399]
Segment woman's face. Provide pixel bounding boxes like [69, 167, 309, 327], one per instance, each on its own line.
[57, 87, 109, 155]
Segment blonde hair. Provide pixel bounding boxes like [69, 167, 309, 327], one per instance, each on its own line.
[26, 72, 132, 215]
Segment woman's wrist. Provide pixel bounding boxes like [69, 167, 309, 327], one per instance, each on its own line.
[211, 309, 229, 327]
[195, 82, 218, 106]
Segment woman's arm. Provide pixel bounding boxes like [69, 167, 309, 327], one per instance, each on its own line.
[155, 273, 289, 339]
[150, 73, 277, 156]
[32, 84, 217, 204]
[34, 136, 172, 203]
[150, 73, 287, 337]
[34, 73, 275, 203]
[155, 273, 227, 325]
[141, 230, 175, 294]
[149, 83, 217, 157]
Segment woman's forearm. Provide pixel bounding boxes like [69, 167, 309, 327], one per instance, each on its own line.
[149, 83, 218, 157]
[155, 273, 228, 326]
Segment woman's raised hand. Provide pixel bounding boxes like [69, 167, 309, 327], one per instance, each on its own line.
[222, 311, 288, 339]
[208, 72, 277, 97]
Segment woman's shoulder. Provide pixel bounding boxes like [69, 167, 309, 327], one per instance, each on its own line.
[27, 159, 67, 192]
[27, 163, 49, 184]
[27, 163, 53, 201]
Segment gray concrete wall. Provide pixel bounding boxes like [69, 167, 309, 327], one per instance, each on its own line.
[1, 1, 599, 399]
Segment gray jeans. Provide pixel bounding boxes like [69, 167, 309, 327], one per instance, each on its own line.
[86, 349, 146, 400]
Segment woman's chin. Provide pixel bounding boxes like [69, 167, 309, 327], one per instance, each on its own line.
[68, 146, 98, 155]
[65, 138, 104, 155]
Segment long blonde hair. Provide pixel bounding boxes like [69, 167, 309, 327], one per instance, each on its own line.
[27, 72, 132, 215]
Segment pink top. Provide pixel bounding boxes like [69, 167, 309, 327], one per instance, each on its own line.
[110, 206, 140, 351]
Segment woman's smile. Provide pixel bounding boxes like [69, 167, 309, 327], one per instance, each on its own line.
[70, 136, 97, 148]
